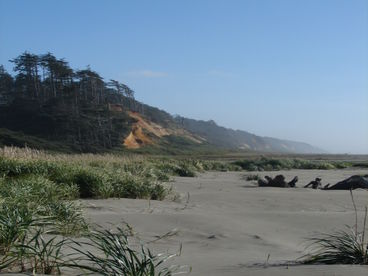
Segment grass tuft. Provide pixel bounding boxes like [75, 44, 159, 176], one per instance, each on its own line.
[69, 227, 188, 276]
[302, 227, 368, 264]
[301, 191, 368, 265]
[14, 228, 70, 274]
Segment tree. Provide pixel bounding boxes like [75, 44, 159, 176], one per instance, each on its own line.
[107, 79, 134, 99]
[0, 65, 13, 104]
[40, 53, 73, 98]
[40, 52, 57, 97]
[76, 67, 105, 103]
[10, 52, 40, 97]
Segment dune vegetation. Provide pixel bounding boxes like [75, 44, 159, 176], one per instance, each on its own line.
[302, 192, 367, 265]
[0, 146, 366, 273]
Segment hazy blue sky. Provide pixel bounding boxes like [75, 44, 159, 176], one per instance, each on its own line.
[1, 0, 367, 153]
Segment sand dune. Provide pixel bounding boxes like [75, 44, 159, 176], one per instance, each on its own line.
[83, 169, 368, 276]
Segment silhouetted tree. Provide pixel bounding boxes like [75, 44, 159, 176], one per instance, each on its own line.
[0, 65, 13, 104]
[10, 51, 40, 97]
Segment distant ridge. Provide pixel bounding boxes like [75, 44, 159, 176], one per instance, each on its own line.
[173, 116, 323, 154]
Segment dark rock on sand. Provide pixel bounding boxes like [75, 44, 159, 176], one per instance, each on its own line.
[304, 178, 322, 189]
[323, 175, 368, 190]
[258, 175, 298, 188]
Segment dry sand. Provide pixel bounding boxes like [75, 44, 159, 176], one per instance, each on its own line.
[83, 169, 368, 276]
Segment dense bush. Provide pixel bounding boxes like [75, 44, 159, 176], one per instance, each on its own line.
[232, 157, 352, 171]
[0, 157, 171, 200]
[0, 176, 86, 237]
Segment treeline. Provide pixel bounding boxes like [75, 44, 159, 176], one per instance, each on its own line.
[0, 52, 145, 152]
[0, 52, 136, 105]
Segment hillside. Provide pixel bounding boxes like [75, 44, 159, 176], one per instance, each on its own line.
[174, 117, 323, 154]
[0, 52, 323, 154]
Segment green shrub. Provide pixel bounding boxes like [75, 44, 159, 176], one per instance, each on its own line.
[352, 162, 368, 168]
[232, 160, 257, 171]
[47, 163, 77, 185]
[202, 161, 230, 171]
[0, 176, 86, 237]
[150, 183, 169, 200]
[0, 175, 78, 205]
[0, 158, 49, 177]
[227, 163, 243, 171]
[72, 169, 105, 198]
[45, 201, 88, 236]
[231, 158, 351, 171]
[153, 169, 171, 182]
[334, 162, 351, 169]
[173, 163, 196, 177]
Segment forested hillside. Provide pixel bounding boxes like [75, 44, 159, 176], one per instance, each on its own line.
[0, 52, 323, 154]
[0, 52, 159, 152]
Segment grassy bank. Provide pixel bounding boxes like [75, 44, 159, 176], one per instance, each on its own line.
[232, 157, 353, 171]
[0, 148, 363, 201]
[0, 148, 188, 273]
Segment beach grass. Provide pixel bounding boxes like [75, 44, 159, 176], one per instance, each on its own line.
[302, 191, 367, 265]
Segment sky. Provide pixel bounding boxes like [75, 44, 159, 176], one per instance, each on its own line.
[0, 0, 367, 153]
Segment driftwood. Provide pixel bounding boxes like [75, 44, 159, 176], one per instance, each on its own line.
[258, 175, 298, 188]
[304, 178, 322, 189]
[323, 175, 368, 190]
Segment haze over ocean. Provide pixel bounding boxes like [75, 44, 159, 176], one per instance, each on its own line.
[1, 0, 367, 153]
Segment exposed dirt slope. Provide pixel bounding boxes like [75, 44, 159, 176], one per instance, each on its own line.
[123, 112, 203, 149]
[123, 125, 153, 149]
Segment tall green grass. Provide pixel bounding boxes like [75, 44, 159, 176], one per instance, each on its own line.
[0, 205, 45, 255]
[0, 206, 185, 274]
[0, 205, 53, 272]
[301, 191, 368, 265]
[0, 175, 86, 236]
[0, 147, 198, 274]
[14, 228, 70, 274]
[69, 227, 187, 276]
[0, 147, 359, 202]
[232, 157, 352, 171]
[302, 227, 367, 264]
[0, 157, 171, 200]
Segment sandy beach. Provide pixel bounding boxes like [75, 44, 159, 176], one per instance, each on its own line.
[82, 168, 368, 276]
